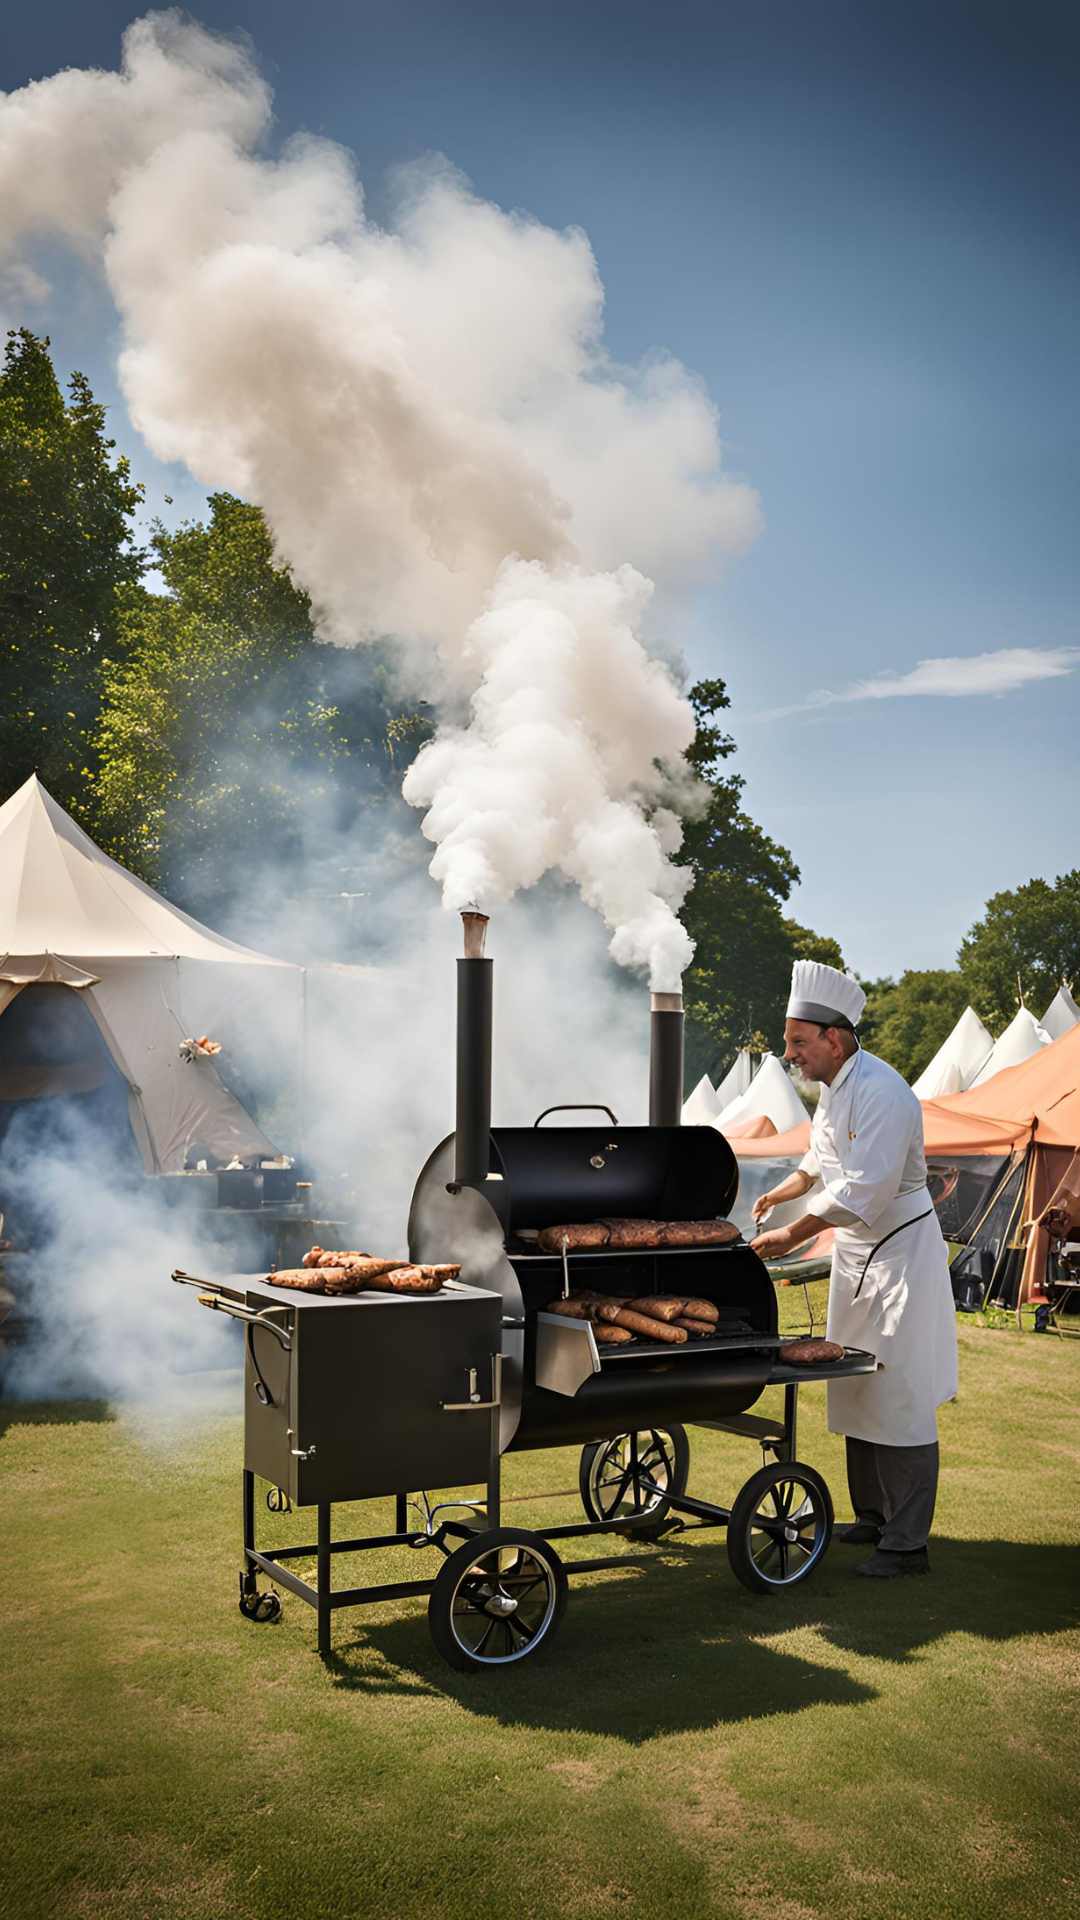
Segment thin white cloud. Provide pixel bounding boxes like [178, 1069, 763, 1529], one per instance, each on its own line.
[752, 646, 1080, 722]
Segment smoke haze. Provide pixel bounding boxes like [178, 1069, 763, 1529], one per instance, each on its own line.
[0, 8, 760, 988]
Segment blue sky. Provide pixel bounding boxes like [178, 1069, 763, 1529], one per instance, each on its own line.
[4, 1, 1078, 981]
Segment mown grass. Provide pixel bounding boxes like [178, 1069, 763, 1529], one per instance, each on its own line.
[2, 1314, 1078, 1920]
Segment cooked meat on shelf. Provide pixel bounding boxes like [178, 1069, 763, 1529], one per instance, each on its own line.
[593, 1303, 688, 1342]
[537, 1223, 611, 1253]
[266, 1266, 341, 1291]
[593, 1323, 634, 1345]
[601, 1219, 663, 1249]
[778, 1337, 845, 1365]
[680, 1297, 719, 1323]
[544, 1295, 602, 1320]
[673, 1316, 716, 1338]
[320, 1267, 372, 1295]
[315, 1249, 373, 1268]
[361, 1266, 444, 1293]
[623, 1295, 687, 1322]
[659, 1220, 741, 1248]
[301, 1246, 324, 1268]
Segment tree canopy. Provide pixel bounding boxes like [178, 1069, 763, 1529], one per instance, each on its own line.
[859, 968, 970, 1083]
[958, 873, 1080, 1031]
[0, 329, 143, 811]
[93, 493, 431, 921]
[677, 679, 840, 1077]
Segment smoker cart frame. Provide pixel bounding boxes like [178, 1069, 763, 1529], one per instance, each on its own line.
[226, 1323, 877, 1670]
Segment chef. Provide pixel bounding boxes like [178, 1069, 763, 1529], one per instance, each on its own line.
[750, 960, 958, 1578]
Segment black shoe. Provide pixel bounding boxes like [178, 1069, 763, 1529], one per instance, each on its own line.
[854, 1548, 929, 1579]
[834, 1522, 883, 1546]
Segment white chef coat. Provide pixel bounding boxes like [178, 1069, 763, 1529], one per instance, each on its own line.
[798, 1047, 958, 1446]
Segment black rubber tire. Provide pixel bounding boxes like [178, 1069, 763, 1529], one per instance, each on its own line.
[428, 1527, 568, 1672]
[239, 1589, 282, 1622]
[726, 1460, 833, 1593]
[578, 1425, 690, 1541]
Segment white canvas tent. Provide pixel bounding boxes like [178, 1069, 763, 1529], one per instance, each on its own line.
[713, 1049, 754, 1111]
[1041, 984, 1080, 1042]
[681, 1073, 720, 1125]
[911, 1006, 994, 1099]
[969, 1005, 1052, 1090]
[0, 775, 293, 1173]
[715, 1052, 807, 1137]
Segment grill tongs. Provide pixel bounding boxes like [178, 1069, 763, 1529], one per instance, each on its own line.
[171, 1269, 293, 1352]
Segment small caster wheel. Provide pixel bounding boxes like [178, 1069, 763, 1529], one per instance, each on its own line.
[428, 1527, 567, 1671]
[727, 1460, 833, 1593]
[579, 1426, 689, 1540]
[239, 1589, 282, 1622]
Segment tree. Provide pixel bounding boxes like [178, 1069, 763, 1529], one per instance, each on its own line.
[783, 919, 845, 971]
[92, 493, 431, 917]
[676, 679, 841, 1078]
[859, 969, 969, 1082]
[0, 330, 143, 810]
[958, 873, 1080, 1030]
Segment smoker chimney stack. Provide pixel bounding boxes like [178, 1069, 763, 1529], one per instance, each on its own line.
[454, 911, 493, 1185]
[649, 988, 684, 1126]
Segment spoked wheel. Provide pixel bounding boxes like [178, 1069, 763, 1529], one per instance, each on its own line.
[727, 1461, 833, 1593]
[578, 1425, 690, 1541]
[428, 1527, 568, 1672]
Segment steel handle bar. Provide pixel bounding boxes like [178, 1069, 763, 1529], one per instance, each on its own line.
[533, 1103, 619, 1127]
[193, 1291, 293, 1351]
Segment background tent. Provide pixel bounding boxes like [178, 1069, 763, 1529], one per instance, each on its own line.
[1041, 984, 1080, 1042]
[713, 1048, 754, 1111]
[969, 1006, 1051, 1088]
[0, 776, 293, 1173]
[681, 1073, 719, 1125]
[912, 1006, 994, 1099]
[716, 1052, 807, 1137]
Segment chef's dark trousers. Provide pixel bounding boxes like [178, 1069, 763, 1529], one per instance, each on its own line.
[845, 1437, 939, 1552]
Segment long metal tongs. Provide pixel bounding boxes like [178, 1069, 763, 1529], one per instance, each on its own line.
[171, 1269, 293, 1351]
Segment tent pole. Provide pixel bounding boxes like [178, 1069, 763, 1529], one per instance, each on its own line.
[300, 967, 308, 1169]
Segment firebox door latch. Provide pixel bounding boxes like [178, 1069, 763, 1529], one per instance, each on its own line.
[287, 1430, 317, 1461]
[441, 1352, 503, 1413]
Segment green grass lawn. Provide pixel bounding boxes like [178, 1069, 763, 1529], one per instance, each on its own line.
[3, 1312, 1078, 1920]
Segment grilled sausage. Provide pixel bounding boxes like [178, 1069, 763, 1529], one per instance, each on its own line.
[602, 1219, 663, 1249]
[361, 1266, 443, 1293]
[266, 1267, 338, 1291]
[537, 1223, 611, 1253]
[623, 1296, 687, 1322]
[594, 1303, 687, 1342]
[680, 1297, 719, 1324]
[315, 1249, 372, 1268]
[659, 1220, 740, 1248]
[673, 1316, 715, 1338]
[593, 1323, 634, 1345]
[419, 1264, 461, 1283]
[778, 1338, 845, 1365]
[301, 1246, 325, 1268]
[544, 1296, 600, 1319]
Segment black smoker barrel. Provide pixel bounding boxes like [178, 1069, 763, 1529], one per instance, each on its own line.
[649, 988, 684, 1126]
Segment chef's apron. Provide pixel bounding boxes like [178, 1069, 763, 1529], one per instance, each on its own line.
[824, 1185, 959, 1446]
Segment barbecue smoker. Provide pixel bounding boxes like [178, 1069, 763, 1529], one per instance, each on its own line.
[176, 911, 875, 1671]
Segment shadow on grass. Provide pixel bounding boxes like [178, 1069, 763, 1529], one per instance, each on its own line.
[320, 1534, 1080, 1739]
[0, 1397, 116, 1439]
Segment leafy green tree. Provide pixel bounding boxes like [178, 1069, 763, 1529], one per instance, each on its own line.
[93, 493, 430, 914]
[958, 873, 1080, 1030]
[0, 330, 143, 809]
[676, 680, 840, 1078]
[783, 919, 845, 971]
[859, 969, 969, 1082]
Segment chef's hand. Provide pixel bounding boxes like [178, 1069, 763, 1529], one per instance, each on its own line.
[750, 1224, 798, 1260]
[751, 1190, 777, 1225]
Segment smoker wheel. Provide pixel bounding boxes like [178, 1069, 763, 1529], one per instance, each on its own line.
[578, 1426, 689, 1541]
[428, 1527, 568, 1672]
[726, 1462, 833, 1593]
[239, 1589, 282, 1623]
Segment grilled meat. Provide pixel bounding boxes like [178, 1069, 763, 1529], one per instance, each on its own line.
[594, 1303, 688, 1342]
[778, 1338, 845, 1364]
[623, 1295, 687, 1322]
[537, 1223, 610, 1252]
[659, 1220, 740, 1248]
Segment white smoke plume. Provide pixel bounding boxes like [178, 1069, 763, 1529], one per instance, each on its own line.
[0, 9, 760, 989]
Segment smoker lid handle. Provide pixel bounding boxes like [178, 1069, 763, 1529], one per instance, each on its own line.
[533, 1104, 619, 1127]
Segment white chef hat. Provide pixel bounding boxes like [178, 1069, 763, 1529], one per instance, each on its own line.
[786, 959, 866, 1029]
